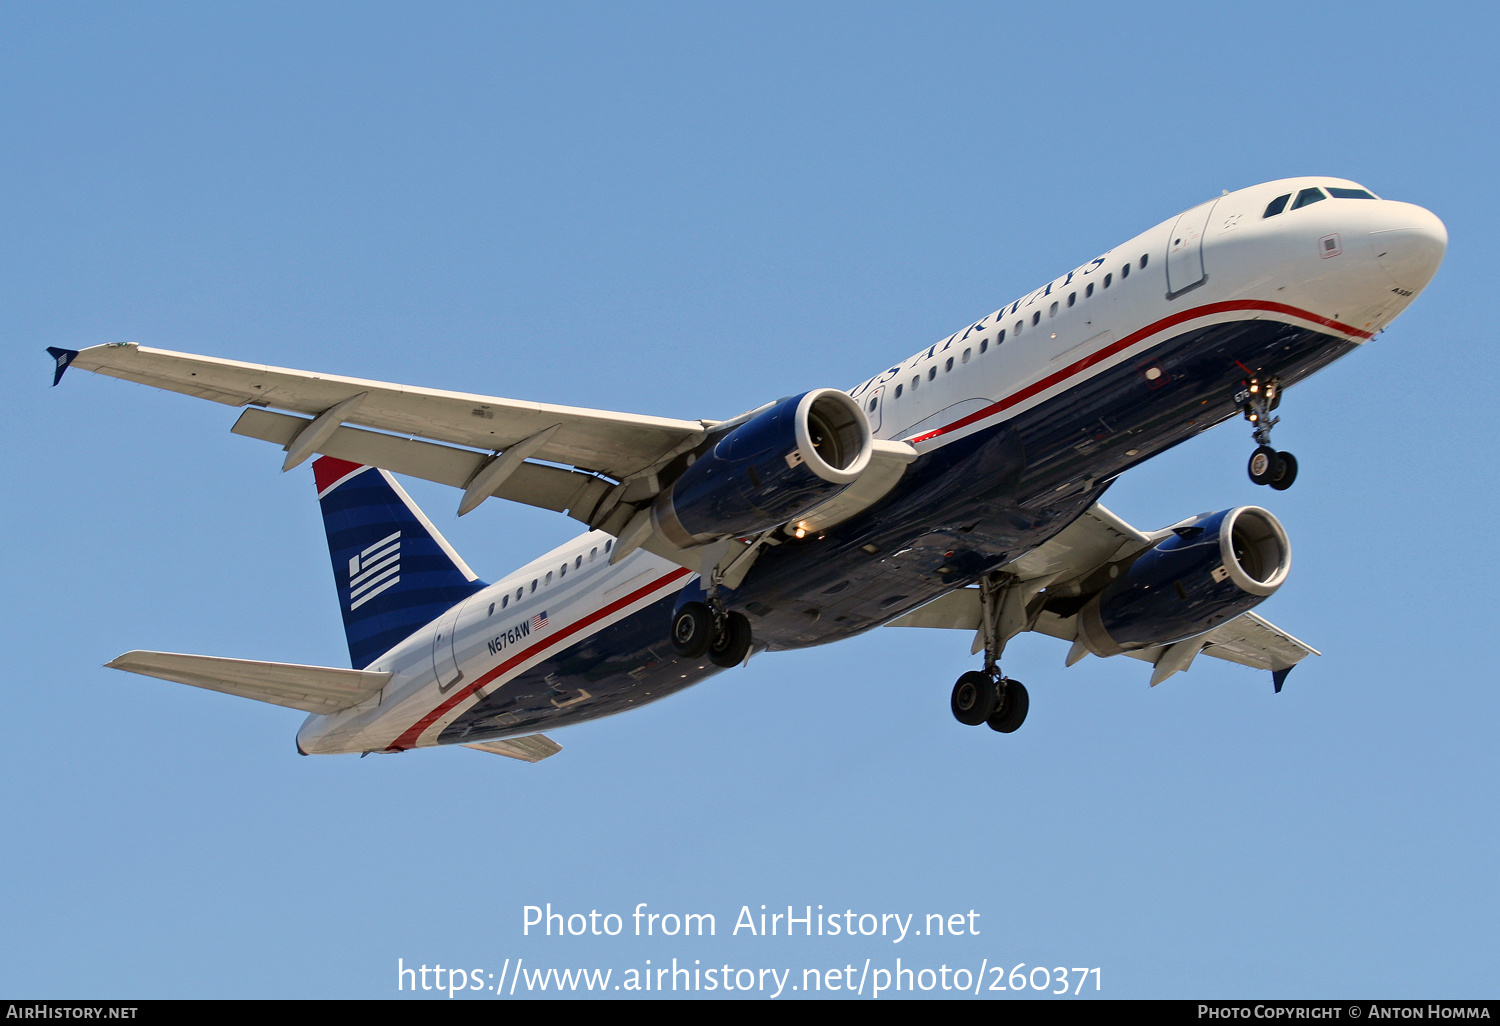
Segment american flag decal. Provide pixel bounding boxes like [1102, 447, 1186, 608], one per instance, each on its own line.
[348, 531, 401, 610]
[531, 611, 549, 632]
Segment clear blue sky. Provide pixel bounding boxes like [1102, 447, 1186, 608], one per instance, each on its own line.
[3, 1, 1495, 999]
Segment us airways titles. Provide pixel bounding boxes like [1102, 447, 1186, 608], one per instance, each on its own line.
[848, 254, 1114, 397]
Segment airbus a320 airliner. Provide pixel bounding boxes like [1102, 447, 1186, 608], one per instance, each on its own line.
[49, 177, 1445, 761]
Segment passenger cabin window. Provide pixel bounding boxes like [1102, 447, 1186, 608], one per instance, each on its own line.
[979, 339, 988, 353]
[1263, 194, 1291, 217]
[927, 367, 936, 381]
[1104, 273, 1112, 288]
[998, 328, 1006, 343]
[1121, 263, 1130, 278]
[1327, 187, 1377, 199]
[1139, 254, 1148, 269]
[605, 540, 612, 552]
[1067, 292, 1076, 307]
[575, 556, 583, 569]
[488, 603, 495, 616]
[1086, 283, 1094, 298]
[1031, 312, 1040, 325]
[516, 588, 523, 600]
[911, 375, 918, 390]
[502, 595, 509, 608]
[590, 547, 597, 560]
[1014, 320, 1022, 334]
[1291, 187, 1326, 210]
[545, 571, 552, 584]
[945, 357, 953, 372]
[962, 348, 971, 363]
[895, 384, 903, 397]
[530, 580, 537, 592]
[868, 397, 877, 411]
[558, 564, 565, 578]
[1049, 301, 1058, 316]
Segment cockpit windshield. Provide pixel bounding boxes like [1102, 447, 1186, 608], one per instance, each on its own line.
[1291, 187, 1326, 210]
[1266, 185, 1380, 218]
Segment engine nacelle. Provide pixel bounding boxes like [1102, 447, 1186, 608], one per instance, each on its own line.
[1077, 506, 1290, 655]
[651, 389, 872, 548]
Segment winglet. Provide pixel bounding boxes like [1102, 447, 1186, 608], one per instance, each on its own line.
[46, 347, 79, 387]
[1272, 666, 1294, 693]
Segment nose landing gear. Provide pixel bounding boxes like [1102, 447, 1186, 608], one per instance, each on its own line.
[1242, 376, 1297, 490]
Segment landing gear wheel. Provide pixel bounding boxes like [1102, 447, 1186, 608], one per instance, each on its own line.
[670, 602, 714, 659]
[707, 611, 752, 668]
[1268, 451, 1298, 491]
[987, 679, 1029, 733]
[1248, 445, 1277, 486]
[951, 671, 998, 726]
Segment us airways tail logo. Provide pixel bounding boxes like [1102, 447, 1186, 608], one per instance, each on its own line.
[348, 531, 401, 610]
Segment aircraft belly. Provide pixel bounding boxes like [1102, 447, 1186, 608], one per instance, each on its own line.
[436, 316, 1356, 746]
[729, 317, 1357, 649]
[437, 593, 720, 744]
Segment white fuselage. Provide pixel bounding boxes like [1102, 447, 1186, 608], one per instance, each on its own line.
[297, 176, 1446, 755]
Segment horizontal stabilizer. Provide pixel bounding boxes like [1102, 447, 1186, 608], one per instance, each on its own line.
[106, 650, 391, 713]
[463, 735, 562, 762]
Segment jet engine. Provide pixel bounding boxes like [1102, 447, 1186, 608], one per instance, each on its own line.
[1076, 506, 1290, 655]
[650, 389, 872, 548]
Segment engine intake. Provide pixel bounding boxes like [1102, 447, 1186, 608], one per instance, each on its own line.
[1077, 506, 1290, 656]
[651, 389, 872, 548]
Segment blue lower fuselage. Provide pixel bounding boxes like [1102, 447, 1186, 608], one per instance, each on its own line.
[441, 315, 1354, 745]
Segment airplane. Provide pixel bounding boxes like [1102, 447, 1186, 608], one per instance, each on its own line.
[47, 176, 1446, 762]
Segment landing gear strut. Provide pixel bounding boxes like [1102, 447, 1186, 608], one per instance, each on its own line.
[1242, 376, 1297, 490]
[948, 574, 1030, 733]
[670, 565, 753, 668]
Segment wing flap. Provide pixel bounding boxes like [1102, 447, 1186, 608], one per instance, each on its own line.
[71, 342, 708, 478]
[462, 735, 563, 762]
[1196, 611, 1320, 671]
[232, 408, 613, 518]
[106, 650, 392, 713]
[884, 587, 981, 630]
[1001, 502, 1159, 581]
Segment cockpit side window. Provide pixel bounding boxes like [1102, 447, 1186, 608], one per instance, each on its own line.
[1327, 187, 1377, 200]
[1291, 187, 1327, 210]
[1263, 194, 1291, 218]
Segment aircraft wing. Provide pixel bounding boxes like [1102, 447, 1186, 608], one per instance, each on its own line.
[62, 342, 711, 481]
[885, 501, 1319, 689]
[106, 650, 392, 713]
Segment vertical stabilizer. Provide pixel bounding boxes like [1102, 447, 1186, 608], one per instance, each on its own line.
[313, 456, 486, 668]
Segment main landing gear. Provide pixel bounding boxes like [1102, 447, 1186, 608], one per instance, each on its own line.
[950, 671, 1029, 733]
[670, 602, 752, 668]
[949, 574, 1031, 733]
[1241, 376, 1297, 491]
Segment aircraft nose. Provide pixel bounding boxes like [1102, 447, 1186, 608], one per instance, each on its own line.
[1368, 202, 1447, 293]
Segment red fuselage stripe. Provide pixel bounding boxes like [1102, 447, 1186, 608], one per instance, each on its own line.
[387, 566, 692, 750]
[908, 299, 1371, 445]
